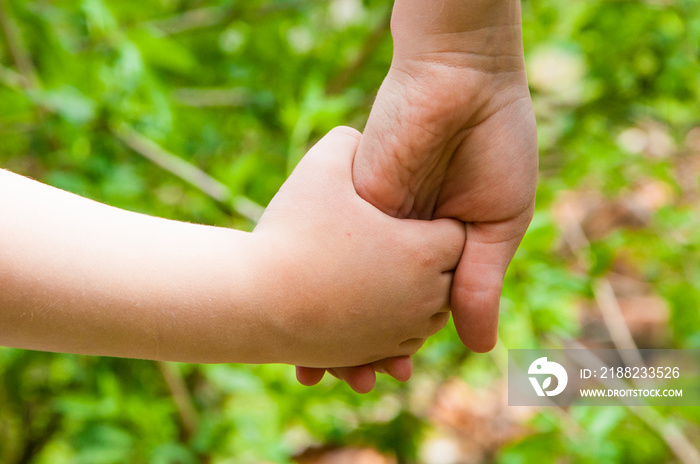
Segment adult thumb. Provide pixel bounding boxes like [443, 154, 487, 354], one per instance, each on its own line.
[450, 214, 531, 352]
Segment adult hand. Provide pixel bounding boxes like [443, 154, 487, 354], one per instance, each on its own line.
[297, 0, 538, 393]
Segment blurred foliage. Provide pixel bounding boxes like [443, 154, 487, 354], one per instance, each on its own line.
[1, 0, 700, 463]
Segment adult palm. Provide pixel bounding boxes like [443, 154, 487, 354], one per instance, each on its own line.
[297, 0, 538, 392]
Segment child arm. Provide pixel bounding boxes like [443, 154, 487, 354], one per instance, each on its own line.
[0, 167, 275, 363]
[0, 127, 464, 367]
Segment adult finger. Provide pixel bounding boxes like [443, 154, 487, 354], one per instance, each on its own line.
[450, 212, 532, 352]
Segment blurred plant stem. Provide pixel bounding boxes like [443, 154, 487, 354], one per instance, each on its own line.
[158, 362, 199, 441]
[112, 123, 264, 223]
[143, 0, 324, 37]
[0, 57, 263, 223]
[558, 211, 700, 462]
[0, 0, 38, 89]
[565, 340, 700, 464]
[327, 11, 391, 95]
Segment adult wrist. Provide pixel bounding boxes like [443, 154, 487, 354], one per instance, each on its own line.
[391, 0, 525, 67]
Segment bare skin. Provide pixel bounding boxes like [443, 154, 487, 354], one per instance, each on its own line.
[296, 0, 538, 392]
[0, 128, 464, 367]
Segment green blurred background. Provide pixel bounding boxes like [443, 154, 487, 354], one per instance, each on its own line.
[1, 0, 699, 462]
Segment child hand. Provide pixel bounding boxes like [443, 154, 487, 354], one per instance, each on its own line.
[253, 127, 465, 368]
[0, 128, 459, 368]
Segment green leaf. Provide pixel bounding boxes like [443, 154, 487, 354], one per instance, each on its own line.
[35, 87, 96, 125]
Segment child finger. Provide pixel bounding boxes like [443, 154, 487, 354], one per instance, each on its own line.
[427, 310, 451, 336]
[328, 365, 377, 394]
[371, 356, 413, 382]
[398, 337, 427, 356]
[296, 366, 326, 386]
[399, 217, 466, 272]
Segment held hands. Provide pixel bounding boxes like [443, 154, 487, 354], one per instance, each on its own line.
[254, 128, 464, 371]
[0, 128, 460, 368]
[298, 0, 539, 390]
[358, 0, 538, 351]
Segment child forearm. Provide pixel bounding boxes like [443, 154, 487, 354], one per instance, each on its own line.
[0, 128, 464, 369]
[0, 169, 277, 364]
